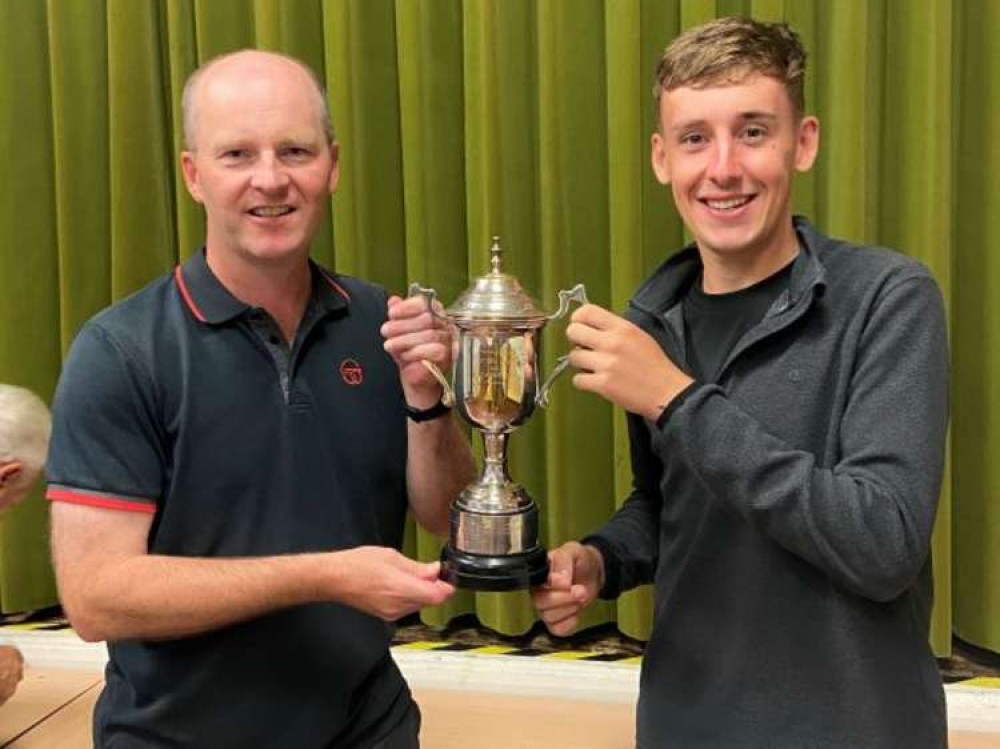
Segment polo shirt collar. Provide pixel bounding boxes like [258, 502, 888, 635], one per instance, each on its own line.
[175, 248, 351, 325]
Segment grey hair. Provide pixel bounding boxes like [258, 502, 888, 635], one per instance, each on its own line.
[0, 384, 51, 482]
[181, 49, 335, 151]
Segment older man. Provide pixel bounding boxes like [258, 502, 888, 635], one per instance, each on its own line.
[0, 384, 50, 512]
[46, 50, 473, 748]
[0, 384, 51, 705]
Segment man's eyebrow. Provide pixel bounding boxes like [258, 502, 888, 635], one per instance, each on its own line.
[737, 111, 779, 122]
[669, 118, 706, 133]
[277, 136, 320, 147]
[209, 137, 250, 152]
[669, 111, 779, 133]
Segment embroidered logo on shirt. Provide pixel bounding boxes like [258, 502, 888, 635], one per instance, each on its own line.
[340, 358, 364, 386]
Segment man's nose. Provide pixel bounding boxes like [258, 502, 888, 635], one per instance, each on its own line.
[250, 154, 290, 192]
[706, 138, 741, 186]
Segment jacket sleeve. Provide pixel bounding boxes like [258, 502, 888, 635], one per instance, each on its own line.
[652, 274, 949, 602]
[583, 411, 664, 598]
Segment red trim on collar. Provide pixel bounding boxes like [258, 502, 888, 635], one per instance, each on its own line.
[46, 487, 157, 514]
[174, 266, 207, 322]
[323, 274, 351, 301]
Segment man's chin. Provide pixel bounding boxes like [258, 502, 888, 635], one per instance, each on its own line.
[693, 229, 763, 256]
[241, 241, 312, 264]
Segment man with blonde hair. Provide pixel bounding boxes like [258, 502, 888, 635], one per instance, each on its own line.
[0, 384, 51, 706]
[534, 16, 949, 748]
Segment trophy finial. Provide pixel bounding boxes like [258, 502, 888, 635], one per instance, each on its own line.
[490, 236, 502, 274]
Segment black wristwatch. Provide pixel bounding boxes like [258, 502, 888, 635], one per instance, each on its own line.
[405, 397, 452, 422]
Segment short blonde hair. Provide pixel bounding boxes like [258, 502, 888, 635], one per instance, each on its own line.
[0, 385, 51, 482]
[654, 16, 807, 117]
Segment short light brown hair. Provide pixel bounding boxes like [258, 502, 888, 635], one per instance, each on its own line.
[653, 17, 807, 117]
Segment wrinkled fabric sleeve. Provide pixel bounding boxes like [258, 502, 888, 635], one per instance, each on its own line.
[45, 322, 165, 511]
[583, 410, 665, 599]
[651, 274, 949, 602]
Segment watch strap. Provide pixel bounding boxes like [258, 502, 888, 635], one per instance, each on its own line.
[405, 398, 452, 422]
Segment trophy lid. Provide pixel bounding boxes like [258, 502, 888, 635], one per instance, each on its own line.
[445, 237, 549, 324]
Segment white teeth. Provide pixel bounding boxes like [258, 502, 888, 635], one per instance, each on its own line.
[705, 196, 751, 211]
[250, 205, 293, 217]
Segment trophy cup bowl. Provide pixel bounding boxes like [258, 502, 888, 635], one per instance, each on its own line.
[410, 237, 587, 591]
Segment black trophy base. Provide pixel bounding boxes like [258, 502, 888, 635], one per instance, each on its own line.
[440, 544, 549, 592]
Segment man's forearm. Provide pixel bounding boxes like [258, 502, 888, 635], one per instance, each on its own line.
[61, 552, 334, 642]
[406, 413, 476, 536]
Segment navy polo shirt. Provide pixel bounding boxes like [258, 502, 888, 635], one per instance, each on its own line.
[47, 250, 413, 748]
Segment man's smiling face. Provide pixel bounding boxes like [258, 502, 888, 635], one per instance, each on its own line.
[651, 73, 818, 267]
[181, 52, 339, 270]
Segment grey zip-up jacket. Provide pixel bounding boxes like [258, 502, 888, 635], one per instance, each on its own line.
[587, 218, 949, 749]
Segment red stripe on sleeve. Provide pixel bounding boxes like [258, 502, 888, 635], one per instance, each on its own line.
[46, 487, 157, 514]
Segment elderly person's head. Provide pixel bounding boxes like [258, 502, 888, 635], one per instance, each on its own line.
[0, 385, 51, 510]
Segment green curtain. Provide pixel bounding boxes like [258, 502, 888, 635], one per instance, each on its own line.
[1, 0, 997, 657]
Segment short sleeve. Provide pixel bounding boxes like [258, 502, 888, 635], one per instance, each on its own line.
[45, 322, 164, 513]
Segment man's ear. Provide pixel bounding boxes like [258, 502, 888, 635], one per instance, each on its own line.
[0, 462, 22, 488]
[180, 152, 204, 203]
[651, 131, 672, 186]
[794, 115, 820, 173]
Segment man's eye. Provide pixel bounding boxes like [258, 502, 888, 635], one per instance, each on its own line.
[282, 147, 313, 160]
[742, 126, 767, 141]
[221, 149, 250, 161]
[680, 133, 705, 147]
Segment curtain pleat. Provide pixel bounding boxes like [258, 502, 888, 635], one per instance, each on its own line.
[48, 0, 112, 347]
[324, 0, 405, 281]
[0, 0, 61, 612]
[953, 0, 1000, 653]
[108, 0, 177, 297]
[534, 0, 617, 637]
[393, 0, 469, 628]
[163, 1, 201, 263]
[1, 0, 996, 655]
[877, 0, 955, 653]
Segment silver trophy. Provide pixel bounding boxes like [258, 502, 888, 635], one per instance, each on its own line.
[409, 237, 587, 591]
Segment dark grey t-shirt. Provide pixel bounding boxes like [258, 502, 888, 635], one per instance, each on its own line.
[683, 260, 793, 382]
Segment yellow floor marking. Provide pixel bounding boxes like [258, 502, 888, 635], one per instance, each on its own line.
[957, 676, 1000, 689]
[465, 645, 518, 655]
[543, 651, 598, 661]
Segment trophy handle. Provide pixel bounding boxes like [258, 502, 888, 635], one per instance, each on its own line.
[536, 283, 589, 408]
[419, 361, 455, 407]
[546, 283, 589, 321]
[406, 282, 456, 407]
[407, 282, 449, 322]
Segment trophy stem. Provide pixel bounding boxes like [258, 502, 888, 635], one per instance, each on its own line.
[481, 431, 511, 487]
[457, 431, 528, 514]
